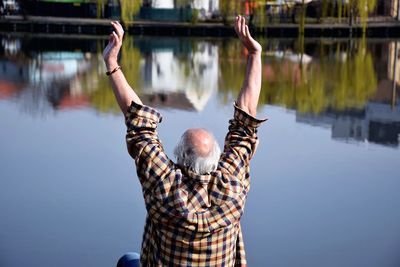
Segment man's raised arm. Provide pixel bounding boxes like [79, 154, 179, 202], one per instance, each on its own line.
[103, 21, 142, 115]
[234, 15, 262, 117]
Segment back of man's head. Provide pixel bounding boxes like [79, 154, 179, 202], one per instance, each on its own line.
[173, 128, 221, 175]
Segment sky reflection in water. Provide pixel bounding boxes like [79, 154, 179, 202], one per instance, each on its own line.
[0, 35, 399, 267]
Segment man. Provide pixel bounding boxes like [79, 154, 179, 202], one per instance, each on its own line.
[104, 16, 266, 266]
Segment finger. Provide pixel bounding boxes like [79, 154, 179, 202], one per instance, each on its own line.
[111, 21, 119, 33]
[112, 31, 119, 43]
[237, 15, 242, 35]
[245, 25, 251, 39]
[113, 21, 124, 40]
[107, 33, 116, 47]
[241, 16, 246, 37]
[110, 21, 119, 35]
[111, 33, 117, 45]
[114, 20, 123, 31]
[110, 21, 117, 30]
[110, 21, 118, 37]
[115, 20, 123, 28]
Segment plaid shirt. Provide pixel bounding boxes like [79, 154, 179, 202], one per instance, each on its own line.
[125, 101, 266, 266]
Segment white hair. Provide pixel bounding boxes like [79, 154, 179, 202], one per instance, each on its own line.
[173, 131, 221, 175]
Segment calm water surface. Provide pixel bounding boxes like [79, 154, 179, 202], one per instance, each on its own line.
[0, 35, 399, 267]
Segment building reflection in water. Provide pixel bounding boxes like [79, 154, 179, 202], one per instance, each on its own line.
[0, 37, 96, 114]
[136, 38, 218, 111]
[0, 35, 399, 147]
[0, 38, 26, 100]
[296, 41, 400, 147]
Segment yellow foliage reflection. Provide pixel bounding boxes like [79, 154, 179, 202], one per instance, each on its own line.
[76, 38, 378, 116]
[79, 39, 143, 114]
[218, 38, 378, 114]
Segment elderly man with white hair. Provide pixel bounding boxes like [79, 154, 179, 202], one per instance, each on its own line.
[104, 16, 266, 267]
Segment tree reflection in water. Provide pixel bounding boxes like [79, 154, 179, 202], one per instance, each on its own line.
[218, 37, 378, 115]
[0, 35, 393, 118]
[83, 37, 144, 115]
[1, 35, 399, 147]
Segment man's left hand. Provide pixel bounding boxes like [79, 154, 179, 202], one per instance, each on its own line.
[234, 15, 262, 56]
[103, 21, 124, 70]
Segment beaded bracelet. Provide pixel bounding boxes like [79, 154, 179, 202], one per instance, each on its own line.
[106, 65, 122, 76]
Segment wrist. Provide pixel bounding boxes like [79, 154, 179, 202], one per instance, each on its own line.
[106, 65, 122, 76]
[105, 59, 119, 70]
[248, 50, 262, 57]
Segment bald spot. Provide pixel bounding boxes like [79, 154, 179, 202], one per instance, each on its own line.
[184, 128, 215, 157]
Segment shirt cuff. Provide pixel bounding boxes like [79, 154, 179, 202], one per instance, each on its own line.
[125, 101, 163, 125]
[233, 103, 267, 128]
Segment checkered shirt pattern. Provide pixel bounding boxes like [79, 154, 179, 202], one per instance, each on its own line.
[125, 101, 266, 267]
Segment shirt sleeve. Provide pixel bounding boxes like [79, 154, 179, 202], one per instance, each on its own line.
[218, 103, 267, 181]
[125, 101, 174, 194]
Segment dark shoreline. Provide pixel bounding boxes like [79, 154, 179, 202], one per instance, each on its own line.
[2, 15, 400, 38]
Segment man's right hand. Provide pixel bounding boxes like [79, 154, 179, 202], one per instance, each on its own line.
[103, 21, 124, 70]
[234, 15, 262, 117]
[234, 15, 262, 55]
[103, 21, 143, 114]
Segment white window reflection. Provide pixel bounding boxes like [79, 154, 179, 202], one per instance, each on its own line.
[141, 42, 218, 111]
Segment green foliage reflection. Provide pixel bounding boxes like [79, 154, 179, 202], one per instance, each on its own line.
[120, 0, 142, 23]
[78, 38, 378, 116]
[80, 39, 143, 115]
[218, 39, 378, 114]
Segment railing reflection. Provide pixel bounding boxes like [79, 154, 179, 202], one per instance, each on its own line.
[0, 35, 399, 147]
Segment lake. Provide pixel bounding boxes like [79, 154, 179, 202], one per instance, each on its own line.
[0, 34, 399, 267]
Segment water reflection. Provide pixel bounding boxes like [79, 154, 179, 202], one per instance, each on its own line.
[136, 38, 218, 111]
[0, 35, 399, 147]
[1, 35, 400, 267]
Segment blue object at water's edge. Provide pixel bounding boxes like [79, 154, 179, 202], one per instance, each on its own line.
[116, 253, 140, 267]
